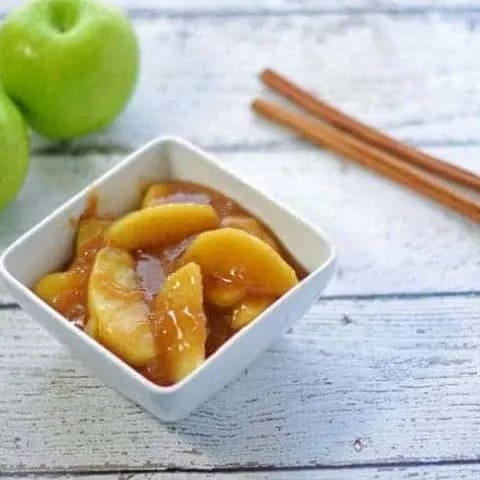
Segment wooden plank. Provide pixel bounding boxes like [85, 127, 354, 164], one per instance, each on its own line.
[17, 12, 480, 153]
[0, 147, 478, 302]
[3, 465, 480, 479]
[3, 1, 480, 15]
[0, 295, 478, 472]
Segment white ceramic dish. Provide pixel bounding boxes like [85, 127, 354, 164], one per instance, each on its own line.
[0, 136, 336, 421]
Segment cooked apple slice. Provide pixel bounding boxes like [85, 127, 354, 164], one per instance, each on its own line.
[204, 280, 246, 308]
[76, 219, 112, 254]
[231, 297, 274, 330]
[35, 221, 108, 326]
[150, 262, 207, 385]
[221, 215, 279, 251]
[182, 228, 298, 296]
[84, 313, 98, 338]
[142, 183, 172, 208]
[88, 247, 156, 367]
[34, 271, 80, 312]
[105, 203, 219, 250]
[35, 270, 91, 328]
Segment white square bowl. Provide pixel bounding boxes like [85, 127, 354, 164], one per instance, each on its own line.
[0, 136, 336, 421]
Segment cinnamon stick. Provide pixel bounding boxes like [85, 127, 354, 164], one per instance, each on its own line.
[261, 68, 480, 192]
[252, 97, 480, 223]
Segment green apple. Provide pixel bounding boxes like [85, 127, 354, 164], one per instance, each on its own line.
[0, 90, 29, 211]
[0, 0, 139, 139]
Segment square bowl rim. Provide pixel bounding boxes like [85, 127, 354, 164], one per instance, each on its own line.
[0, 135, 337, 396]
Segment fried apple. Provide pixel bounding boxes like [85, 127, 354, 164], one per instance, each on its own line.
[221, 215, 279, 251]
[141, 183, 171, 208]
[106, 203, 219, 250]
[231, 296, 274, 330]
[75, 219, 112, 254]
[88, 247, 156, 366]
[34, 271, 80, 312]
[182, 228, 298, 296]
[150, 262, 207, 385]
[204, 280, 246, 308]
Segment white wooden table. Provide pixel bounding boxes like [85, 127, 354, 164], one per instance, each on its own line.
[1, 1, 479, 478]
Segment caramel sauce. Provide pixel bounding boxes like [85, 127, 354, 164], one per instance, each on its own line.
[55, 232, 105, 328]
[142, 262, 206, 386]
[82, 192, 99, 219]
[36, 181, 307, 386]
[136, 182, 306, 303]
[147, 181, 244, 218]
[135, 252, 165, 302]
[204, 305, 235, 357]
[133, 235, 196, 302]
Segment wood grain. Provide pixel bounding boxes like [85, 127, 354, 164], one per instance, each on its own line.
[15, 13, 480, 154]
[0, 2, 479, 477]
[1, 296, 478, 472]
[0, 148, 478, 303]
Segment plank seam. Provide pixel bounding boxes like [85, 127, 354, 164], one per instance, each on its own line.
[0, 290, 478, 311]
[31, 139, 480, 157]
[2, 458, 480, 477]
[318, 290, 480, 301]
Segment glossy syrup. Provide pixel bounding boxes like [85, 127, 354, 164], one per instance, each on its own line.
[134, 181, 306, 304]
[57, 181, 306, 386]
